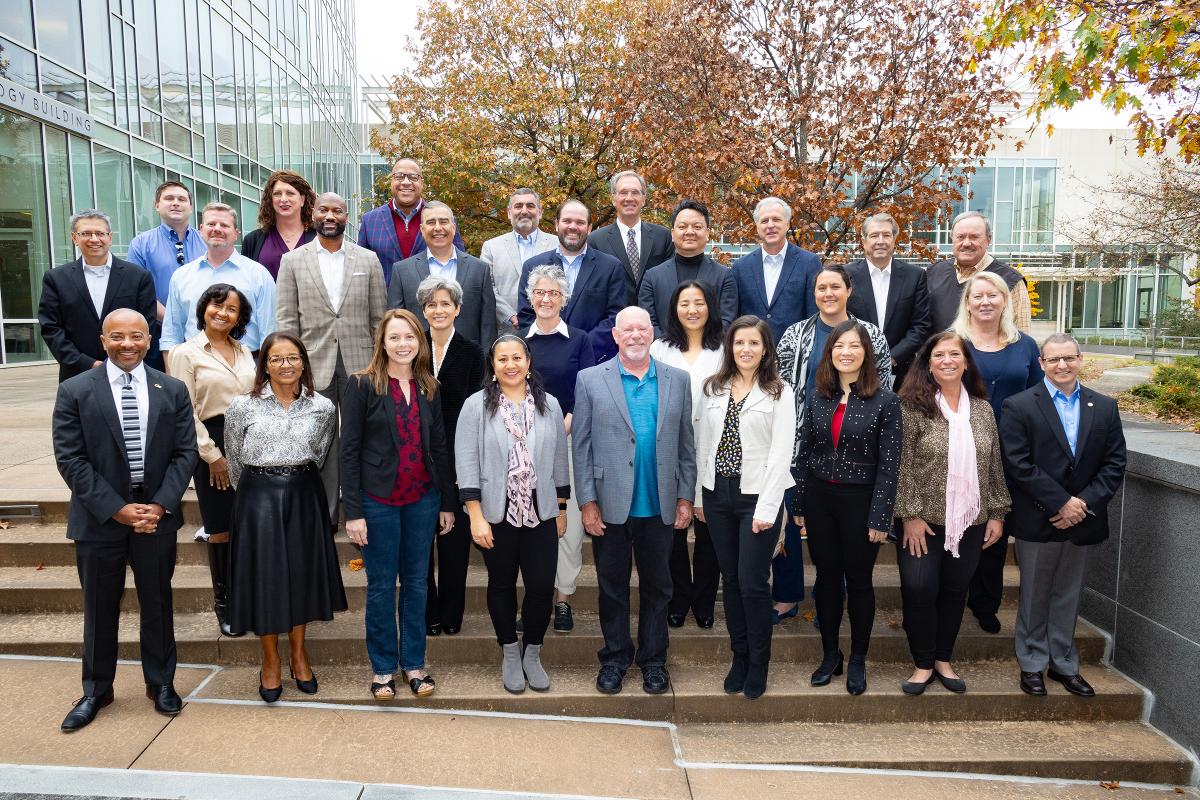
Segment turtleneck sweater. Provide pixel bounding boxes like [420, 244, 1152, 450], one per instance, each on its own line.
[674, 251, 705, 284]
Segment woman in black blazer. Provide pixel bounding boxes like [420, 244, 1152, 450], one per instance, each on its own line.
[793, 320, 903, 695]
[418, 275, 485, 636]
[340, 308, 456, 701]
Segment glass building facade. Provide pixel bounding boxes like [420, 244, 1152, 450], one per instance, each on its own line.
[0, 0, 358, 365]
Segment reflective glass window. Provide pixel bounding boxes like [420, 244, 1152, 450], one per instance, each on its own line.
[93, 145, 134, 247]
[0, 37, 38, 90]
[45, 127, 73, 264]
[70, 135, 94, 210]
[157, 0, 189, 125]
[40, 59, 87, 111]
[34, 0, 84, 71]
[7, 0, 34, 48]
[133, 158, 165, 233]
[0, 111, 50, 322]
[133, 0, 159, 110]
[82, 0, 113, 85]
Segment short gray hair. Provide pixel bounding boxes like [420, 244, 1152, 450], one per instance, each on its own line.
[1040, 332, 1081, 356]
[525, 265, 571, 306]
[951, 210, 992, 240]
[861, 212, 899, 238]
[609, 170, 647, 196]
[201, 202, 238, 227]
[421, 200, 455, 224]
[509, 188, 541, 206]
[416, 274, 463, 307]
[752, 197, 792, 224]
[69, 209, 111, 233]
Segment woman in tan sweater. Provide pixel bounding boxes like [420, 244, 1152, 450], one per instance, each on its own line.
[894, 331, 1010, 695]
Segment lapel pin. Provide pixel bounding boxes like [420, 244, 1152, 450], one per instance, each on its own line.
[1087, 402, 1093, 407]
[154, 383, 163, 389]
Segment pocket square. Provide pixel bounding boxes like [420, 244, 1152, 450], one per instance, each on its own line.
[352, 271, 367, 276]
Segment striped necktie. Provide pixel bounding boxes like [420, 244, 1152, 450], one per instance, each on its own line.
[120, 372, 144, 483]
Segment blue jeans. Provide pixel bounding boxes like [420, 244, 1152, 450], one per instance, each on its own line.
[361, 491, 440, 673]
[771, 488, 806, 604]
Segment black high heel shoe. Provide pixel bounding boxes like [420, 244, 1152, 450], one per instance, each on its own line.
[810, 650, 844, 687]
[258, 672, 283, 703]
[290, 668, 318, 695]
[846, 655, 867, 695]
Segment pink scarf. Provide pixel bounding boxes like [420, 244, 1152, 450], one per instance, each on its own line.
[499, 394, 539, 528]
[936, 386, 979, 558]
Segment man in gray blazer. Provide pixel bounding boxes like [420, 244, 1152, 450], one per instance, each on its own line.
[479, 189, 558, 334]
[276, 192, 387, 526]
[389, 201, 498, 348]
[573, 306, 696, 696]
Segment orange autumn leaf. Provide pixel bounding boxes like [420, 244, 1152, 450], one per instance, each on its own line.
[348, 558, 364, 571]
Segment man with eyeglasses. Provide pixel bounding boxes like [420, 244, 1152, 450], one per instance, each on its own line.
[588, 171, 675, 305]
[39, 210, 157, 383]
[357, 157, 465, 285]
[999, 333, 1127, 700]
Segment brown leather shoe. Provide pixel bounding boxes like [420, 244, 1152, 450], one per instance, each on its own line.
[1020, 670, 1046, 696]
[1047, 668, 1095, 697]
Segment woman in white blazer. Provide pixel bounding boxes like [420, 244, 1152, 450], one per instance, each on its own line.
[694, 316, 796, 699]
[455, 335, 570, 695]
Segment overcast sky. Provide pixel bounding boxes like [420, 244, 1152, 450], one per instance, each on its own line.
[355, 0, 424, 82]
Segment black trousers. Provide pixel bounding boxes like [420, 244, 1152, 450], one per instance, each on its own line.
[703, 476, 779, 670]
[668, 518, 719, 619]
[967, 533, 1008, 619]
[591, 515, 673, 670]
[896, 522, 985, 669]
[479, 516, 557, 646]
[75, 530, 178, 696]
[804, 481, 880, 658]
[426, 510, 472, 629]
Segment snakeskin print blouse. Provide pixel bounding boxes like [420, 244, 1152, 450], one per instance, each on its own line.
[223, 387, 335, 489]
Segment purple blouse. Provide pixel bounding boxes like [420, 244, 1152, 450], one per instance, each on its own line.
[258, 228, 316, 279]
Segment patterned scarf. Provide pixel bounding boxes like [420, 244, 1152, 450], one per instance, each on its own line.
[936, 386, 980, 558]
[499, 393, 539, 527]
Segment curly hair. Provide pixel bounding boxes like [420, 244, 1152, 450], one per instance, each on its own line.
[256, 170, 316, 231]
[194, 283, 252, 341]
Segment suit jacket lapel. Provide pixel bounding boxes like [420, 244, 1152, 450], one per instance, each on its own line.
[69, 260, 100, 325]
[334, 248, 357, 313]
[384, 382, 401, 451]
[377, 207, 401, 265]
[655, 363, 671, 437]
[748, 251, 769, 309]
[100, 260, 127, 318]
[883, 261, 905, 325]
[773, 245, 800, 308]
[1034, 387, 1075, 461]
[94, 366, 125, 450]
[144, 371, 166, 455]
[853, 262, 879, 325]
[1075, 387, 1095, 461]
[602, 363, 635, 433]
[299, 246, 336, 314]
[569, 252, 603, 314]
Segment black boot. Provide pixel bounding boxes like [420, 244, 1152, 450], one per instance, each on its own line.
[846, 655, 867, 695]
[207, 542, 241, 637]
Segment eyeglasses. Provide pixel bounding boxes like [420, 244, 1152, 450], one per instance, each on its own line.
[74, 230, 110, 239]
[532, 289, 563, 300]
[267, 355, 303, 366]
[390, 172, 423, 183]
[1041, 355, 1080, 366]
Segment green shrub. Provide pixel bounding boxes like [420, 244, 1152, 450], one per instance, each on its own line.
[1132, 361, 1200, 417]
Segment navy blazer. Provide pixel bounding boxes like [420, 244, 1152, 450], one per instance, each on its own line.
[639, 255, 738, 334]
[52, 363, 198, 541]
[356, 203, 465, 285]
[38, 257, 158, 383]
[732, 244, 822, 342]
[844, 258, 932, 382]
[587, 221, 675, 305]
[388, 249, 498, 348]
[516, 248, 625, 362]
[999, 383, 1127, 546]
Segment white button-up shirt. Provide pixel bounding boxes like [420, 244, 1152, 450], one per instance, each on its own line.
[315, 242, 346, 308]
[106, 359, 149, 458]
[870, 259, 892, 328]
[762, 247, 786, 302]
[616, 220, 642, 263]
[82, 254, 114, 317]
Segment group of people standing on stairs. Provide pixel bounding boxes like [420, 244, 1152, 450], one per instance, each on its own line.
[45, 161, 1127, 732]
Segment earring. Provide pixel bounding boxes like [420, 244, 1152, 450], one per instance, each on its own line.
[491, 375, 497, 382]
[526, 372, 531, 379]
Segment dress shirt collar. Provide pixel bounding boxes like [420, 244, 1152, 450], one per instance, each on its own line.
[556, 247, 586, 268]
[317, 240, 346, 257]
[616, 219, 642, 239]
[197, 251, 248, 273]
[617, 357, 657, 382]
[514, 231, 536, 248]
[1044, 377, 1081, 403]
[956, 252, 994, 280]
[428, 249, 458, 271]
[390, 198, 424, 223]
[106, 359, 147, 387]
[761, 244, 787, 263]
[527, 319, 569, 338]
[158, 222, 199, 243]
[869, 258, 893, 275]
[81, 254, 113, 275]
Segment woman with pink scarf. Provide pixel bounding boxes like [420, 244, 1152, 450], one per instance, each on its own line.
[894, 331, 1010, 695]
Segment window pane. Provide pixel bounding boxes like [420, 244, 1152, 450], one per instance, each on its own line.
[89, 81, 116, 124]
[211, 16, 237, 150]
[45, 127, 74, 264]
[133, 158, 164, 233]
[6, 1, 34, 48]
[0, 112, 50, 322]
[157, 0, 188, 126]
[4, 322, 52, 362]
[93, 145, 134, 250]
[1099, 278, 1124, 328]
[82, 0, 112, 85]
[969, 166, 995, 218]
[70, 135, 94, 210]
[40, 58, 87, 111]
[133, 0, 159, 110]
[0, 37, 39, 90]
[34, 0, 84, 71]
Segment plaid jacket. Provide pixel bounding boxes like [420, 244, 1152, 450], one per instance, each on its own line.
[357, 202, 465, 285]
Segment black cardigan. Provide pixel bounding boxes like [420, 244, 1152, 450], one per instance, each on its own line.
[428, 331, 485, 452]
[240, 226, 317, 262]
[792, 385, 903, 532]
[339, 373, 456, 519]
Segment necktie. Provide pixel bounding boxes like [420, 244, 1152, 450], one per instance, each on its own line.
[626, 228, 641, 283]
[121, 373, 144, 483]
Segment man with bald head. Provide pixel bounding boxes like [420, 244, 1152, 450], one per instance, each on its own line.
[53, 309, 197, 731]
[277, 191, 387, 527]
[573, 306, 696, 695]
[357, 157, 465, 284]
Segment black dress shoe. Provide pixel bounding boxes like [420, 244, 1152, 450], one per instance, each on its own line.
[976, 613, 1002, 634]
[426, 623, 442, 637]
[723, 655, 748, 694]
[291, 669, 318, 695]
[596, 665, 624, 694]
[901, 674, 936, 695]
[1020, 670, 1047, 696]
[695, 615, 715, 629]
[258, 672, 283, 704]
[743, 664, 767, 700]
[1048, 668, 1095, 697]
[810, 650, 844, 687]
[642, 665, 670, 695]
[667, 613, 686, 628]
[443, 624, 460, 636]
[146, 684, 182, 715]
[934, 669, 967, 693]
[846, 656, 867, 696]
[61, 691, 114, 732]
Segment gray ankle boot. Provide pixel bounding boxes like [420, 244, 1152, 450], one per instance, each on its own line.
[522, 642, 550, 692]
[502, 642, 526, 694]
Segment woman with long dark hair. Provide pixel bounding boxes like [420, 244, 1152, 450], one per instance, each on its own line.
[694, 316, 795, 699]
[341, 308, 456, 700]
[793, 320, 902, 695]
[894, 331, 1010, 695]
[455, 335, 570, 693]
[224, 332, 348, 702]
[240, 170, 317, 279]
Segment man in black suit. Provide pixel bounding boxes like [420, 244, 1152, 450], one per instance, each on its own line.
[587, 171, 675, 305]
[38, 210, 157, 383]
[52, 309, 198, 731]
[845, 212, 932, 388]
[638, 199, 738, 334]
[517, 199, 625, 362]
[999, 333, 1126, 698]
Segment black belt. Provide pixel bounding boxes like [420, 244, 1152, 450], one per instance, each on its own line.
[247, 463, 315, 476]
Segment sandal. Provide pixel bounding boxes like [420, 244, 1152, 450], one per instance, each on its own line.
[408, 673, 436, 697]
[370, 679, 396, 701]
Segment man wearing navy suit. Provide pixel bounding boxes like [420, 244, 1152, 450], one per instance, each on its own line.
[38, 210, 157, 383]
[731, 197, 822, 342]
[587, 171, 675, 305]
[1000, 334, 1126, 698]
[356, 158, 464, 284]
[517, 200, 625, 362]
[845, 212, 932, 388]
[53, 309, 197, 731]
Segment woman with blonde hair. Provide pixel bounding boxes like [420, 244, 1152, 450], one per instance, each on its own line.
[340, 309, 456, 700]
